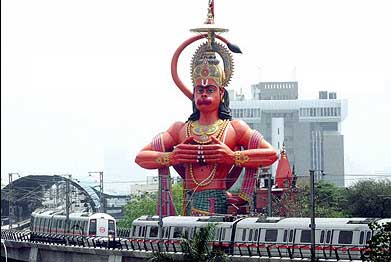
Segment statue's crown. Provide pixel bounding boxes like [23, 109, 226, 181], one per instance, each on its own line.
[192, 50, 225, 86]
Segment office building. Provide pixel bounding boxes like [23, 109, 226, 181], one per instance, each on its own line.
[230, 81, 347, 186]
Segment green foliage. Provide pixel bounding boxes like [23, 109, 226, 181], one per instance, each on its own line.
[344, 180, 391, 218]
[181, 223, 230, 262]
[149, 223, 230, 262]
[172, 183, 183, 215]
[118, 191, 157, 228]
[363, 221, 391, 261]
[118, 183, 184, 228]
[274, 181, 347, 217]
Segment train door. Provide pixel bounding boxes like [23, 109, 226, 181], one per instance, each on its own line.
[281, 228, 295, 257]
[95, 218, 109, 237]
[256, 228, 280, 257]
[295, 229, 312, 258]
[146, 225, 159, 251]
[334, 230, 354, 260]
[247, 228, 260, 256]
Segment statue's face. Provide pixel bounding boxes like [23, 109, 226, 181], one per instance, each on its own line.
[194, 78, 223, 113]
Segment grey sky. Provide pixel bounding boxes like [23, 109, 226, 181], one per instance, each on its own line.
[2, 0, 390, 193]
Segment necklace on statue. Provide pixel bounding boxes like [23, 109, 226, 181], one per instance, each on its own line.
[187, 119, 229, 144]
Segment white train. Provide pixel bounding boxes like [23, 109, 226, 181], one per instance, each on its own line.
[129, 215, 390, 260]
[30, 209, 116, 238]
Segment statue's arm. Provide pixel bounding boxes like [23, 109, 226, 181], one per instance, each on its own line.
[231, 119, 278, 168]
[135, 122, 201, 169]
[134, 122, 182, 169]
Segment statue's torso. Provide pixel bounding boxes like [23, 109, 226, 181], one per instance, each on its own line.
[173, 120, 240, 192]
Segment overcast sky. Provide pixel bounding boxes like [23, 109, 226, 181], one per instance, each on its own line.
[2, 0, 390, 193]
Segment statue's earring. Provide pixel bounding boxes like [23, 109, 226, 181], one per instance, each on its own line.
[221, 96, 225, 103]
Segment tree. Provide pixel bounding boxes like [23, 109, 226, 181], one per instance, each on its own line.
[119, 183, 184, 228]
[344, 180, 391, 218]
[118, 191, 157, 228]
[172, 183, 183, 215]
[363, 221, 391, 262]
[272, 181, 347, 217]
[149, 223, 229, 262]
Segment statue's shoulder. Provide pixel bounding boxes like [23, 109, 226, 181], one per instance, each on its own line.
[230, 119, 251, 131]
[167, 121, 186, 132]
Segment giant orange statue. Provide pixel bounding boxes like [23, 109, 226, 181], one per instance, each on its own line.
[135, 1, 278, 216]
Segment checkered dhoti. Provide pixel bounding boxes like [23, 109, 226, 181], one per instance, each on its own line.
[190, 189, 227, 215]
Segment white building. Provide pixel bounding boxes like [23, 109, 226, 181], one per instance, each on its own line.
[230, 82, 348, 186]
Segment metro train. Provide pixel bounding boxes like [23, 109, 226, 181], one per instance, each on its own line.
[30, 209, 116, 238]
[128, 215, 391, 260]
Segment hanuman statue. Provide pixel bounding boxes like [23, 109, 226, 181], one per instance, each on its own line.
[135, 1, 277, 216]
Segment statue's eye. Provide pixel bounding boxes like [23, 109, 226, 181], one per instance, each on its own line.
[196, 87, 204, 94]
[208, 87, 216, 93]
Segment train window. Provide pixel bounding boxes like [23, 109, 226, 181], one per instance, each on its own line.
[149, 226, 159, 238]
[89, 219, 97, 235]
[48, 219, 52, 233]
[190, 228, 195, 239]
[265, 229, 278, 242]
[54, 220, 59, 233]
[300, 230, 311, 243]
[320, 230, 325, 243]
[249, 229, 253, 241]
[31, 217, 35, 231]
[79, 221, 84, 235]
[338, 231, 353, 244]
[222, 228, 226, 241]
[164, 227, 171, 239]
[132, 226, 137, 237]
[289, 230, 294, 242]
[38, 218, 43, 232]
[70, 220, 75, 234]
[359, 231, 364, 244]
[138, 226, 142, 237]
[142, 226, 146, 237]
[215, 228, 220, 240]
[326, 230, 331, 243]
[254, 229, 258, 242]
[242, 229, 247, 241]
[283, 230, 288, 242]
[83, 221, 88, 235]
[173, 227, 183, 238]
[108, 220, 115, 235]
[366, 232, 372, 243]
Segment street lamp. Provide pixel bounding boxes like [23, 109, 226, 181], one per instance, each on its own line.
[8, 172, 20, 229]
[88, 171, 104, 212]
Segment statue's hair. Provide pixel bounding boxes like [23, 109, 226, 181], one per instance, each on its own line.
[188, 89, 232, 121]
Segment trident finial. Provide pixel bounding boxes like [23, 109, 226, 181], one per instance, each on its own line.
[205, 0, 215, 24]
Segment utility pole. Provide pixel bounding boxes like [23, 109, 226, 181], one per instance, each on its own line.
[309, 169, 316, 261]
[158, 174, 163, 239]
[267, 171, 272, 217]
[8, 173, 19, 229]
[64, 174, 71, 234]
[89, 171, 104, 212]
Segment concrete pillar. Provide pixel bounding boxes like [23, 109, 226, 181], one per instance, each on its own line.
[29, 247, 39, 262]
[108, 255, 122, 262]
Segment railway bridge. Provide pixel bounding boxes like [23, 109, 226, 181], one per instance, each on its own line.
[1, 230, 362, 262]
[1, 175, 102, 227]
